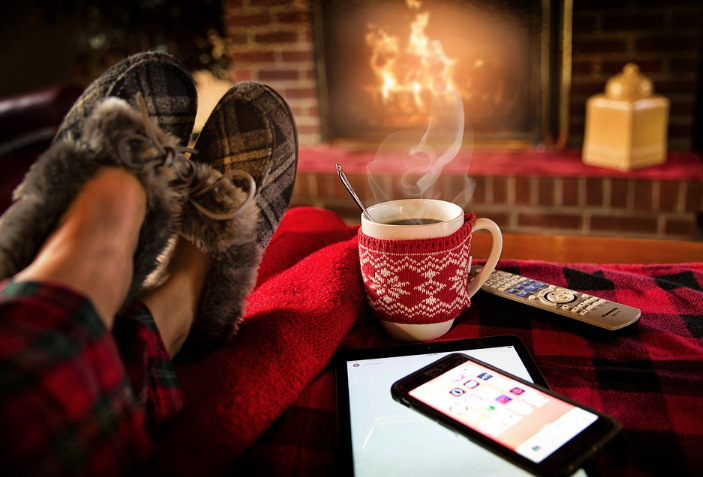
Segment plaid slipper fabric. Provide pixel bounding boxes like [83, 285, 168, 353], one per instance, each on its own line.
[193, 82, 298, 249]
[56, 51, 197, 147]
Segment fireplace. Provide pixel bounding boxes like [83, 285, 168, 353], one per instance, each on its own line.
[311, 0, 571, 149]
[221, 0, 703, 241]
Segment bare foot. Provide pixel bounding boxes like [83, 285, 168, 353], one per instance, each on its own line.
[14, 167, 147, 327]
[139, 238, 211, 358]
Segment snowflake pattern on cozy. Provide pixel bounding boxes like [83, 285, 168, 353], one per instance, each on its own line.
[358, 214, 474, 325]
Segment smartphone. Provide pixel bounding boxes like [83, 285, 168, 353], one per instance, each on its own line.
[391, 353, 621, 477]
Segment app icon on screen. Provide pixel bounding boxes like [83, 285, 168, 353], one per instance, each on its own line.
[477, 373, 493, 381]
[464, 380, 479, 389]
[450, 388, 466, 396]
[496, 395, 512, 404]
[510, 387, 525, 395]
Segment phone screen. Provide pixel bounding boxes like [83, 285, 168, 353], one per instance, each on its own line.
[342, 342, 588, 477]
[408, 357, 599, 464]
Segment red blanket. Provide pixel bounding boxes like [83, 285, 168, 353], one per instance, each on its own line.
[156, 207, 703, 477]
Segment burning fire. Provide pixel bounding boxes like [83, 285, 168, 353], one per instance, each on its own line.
[366, 0, 458, 111]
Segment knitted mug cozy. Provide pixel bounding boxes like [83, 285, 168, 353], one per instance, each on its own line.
[358, 213, 475, 325]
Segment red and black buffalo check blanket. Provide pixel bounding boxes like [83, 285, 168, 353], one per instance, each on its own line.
[156, 207, 703, 477]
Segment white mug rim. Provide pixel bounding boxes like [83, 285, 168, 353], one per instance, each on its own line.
[361, 199, 464, 240]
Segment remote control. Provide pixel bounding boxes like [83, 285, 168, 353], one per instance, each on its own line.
[470, 266, 641, 331]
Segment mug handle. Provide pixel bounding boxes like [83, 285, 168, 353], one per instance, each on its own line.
[466, 218, 503, 299]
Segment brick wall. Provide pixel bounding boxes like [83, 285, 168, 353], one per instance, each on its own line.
[569, 0, 703, 151]
[224, 0, 320, 145]
[224, 0, 703, 241]
[292, 159, 703, 240]
[224, 0, 703, 150]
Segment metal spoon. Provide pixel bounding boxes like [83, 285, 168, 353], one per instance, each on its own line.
[336, 164, 375, 222]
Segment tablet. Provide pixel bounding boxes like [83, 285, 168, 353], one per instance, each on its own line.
[334, 335, 588, 477]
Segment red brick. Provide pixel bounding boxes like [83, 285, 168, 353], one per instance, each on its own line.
[492, 177, 508, 204]
[514, 177, 531, 206]
[296, 124, 321, 135]
[669, 101, 695, 116]
[602, 13, 665, 31]
[292, 172, 315, 199]
[570, 82, 607, 96]
[590, 215, 658, 234]
[671, 13, 703, 29]
[229, 51, 275, 63]
[610, 179, 629, 208]
[281, 50, 314, 62]
[635, 36, 700, 53]
[255, 31, 299, 44]
[561, 178, 580, 207]
[285, 88, 318, 99]
[255, 0, 295, 5]
[471, 176, 487, 204]
[572, 16, 596, 34]
[671, 58, 700, 74]
[442, 175, 473, 204]
[570, 102, 586, 116]
[668, 124, 694, 138]
[655, 80, 697, 95]
[227, 33, 249, 45]
[231, 69, 253, 81]
[571, 60, 594, 76]
[664, 217, 696, 237]
[585, 178, 604, 206]
[537, 178, 555, 206]
[684, 182, 703, 211]
[573, 39, 627, 56]
[658, 181, 681, 211]
[633, 181, 654, 211]
[573, 0, 630, 10]
[227, 12, 271, 27]
[518, 212, 582, 230]
[569, 122, 586, 137]
[275, 10, 310, 24]
[258, 69, 300, 81]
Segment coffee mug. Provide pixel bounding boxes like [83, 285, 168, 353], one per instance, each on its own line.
[358, 199, 502, 341]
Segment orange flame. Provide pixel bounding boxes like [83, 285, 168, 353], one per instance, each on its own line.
[367, 0, 457, 111]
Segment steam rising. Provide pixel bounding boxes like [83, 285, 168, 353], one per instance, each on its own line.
[366, 1, 475, 209]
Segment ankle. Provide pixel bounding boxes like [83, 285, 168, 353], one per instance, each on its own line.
[141, 238, 212, 357]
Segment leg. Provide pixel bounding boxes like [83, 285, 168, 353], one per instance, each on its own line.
[139, 238, 211, 358]
[14, 167, 146, 327]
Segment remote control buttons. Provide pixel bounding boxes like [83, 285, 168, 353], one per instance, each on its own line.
[539, 289, 577, 306]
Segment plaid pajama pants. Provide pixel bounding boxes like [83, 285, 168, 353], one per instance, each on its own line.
[0, 280, 184, 477]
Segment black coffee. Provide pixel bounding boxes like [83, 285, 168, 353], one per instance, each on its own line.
[383, 218, 442, 225]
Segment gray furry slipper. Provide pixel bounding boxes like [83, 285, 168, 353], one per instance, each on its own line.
[173, 82, 299, 360]
[175, 165, 262, 361]
[193, 81, 298, 249]
[56, 51, 197, 147]
[0, 96, 193, 307]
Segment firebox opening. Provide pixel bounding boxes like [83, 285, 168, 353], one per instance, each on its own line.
[312, 0, 570, 150]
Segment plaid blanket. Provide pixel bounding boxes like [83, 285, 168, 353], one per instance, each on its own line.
[155, 207, 703, 477]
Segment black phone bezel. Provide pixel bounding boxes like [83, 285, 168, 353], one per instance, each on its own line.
[334, 335, 550, 477]
[391, 353, 621, 477]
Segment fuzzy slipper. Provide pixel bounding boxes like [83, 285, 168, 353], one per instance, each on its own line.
[170, 82, 298, 359]
[56, 51, 197, 147]
[193, 81, 298, 249]
[0, 96, 194, 307]
[174, 164, 262, 361]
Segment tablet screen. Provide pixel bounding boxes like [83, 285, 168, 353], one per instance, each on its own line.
[335, 337, 587, 477]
